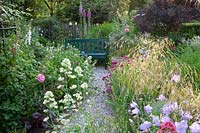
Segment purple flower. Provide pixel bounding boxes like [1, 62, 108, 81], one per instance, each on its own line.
[162, 104, 172, 115]
[152, 115, 160, 127]
[144, 105, 152, 113]
[130, 101, 138, 109]
[87, 9, 91, 18]
[175, 120, 188, 133]
[140, 121, 152, 131]
[131, 108, 140, 115]
[158, 94, 166, 101]
[182, 111, 193, 120]
[190, 122, 200, 133]
[178, 109, 184, 117]
[171, 74, 180, 83]
[138, 49, 146, 55]
[161, 116, 171, 123]
[79, 5, 83, 15]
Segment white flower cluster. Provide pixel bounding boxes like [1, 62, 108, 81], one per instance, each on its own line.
[73, 92, 83, 101]
[68, 74, 76, 79]
[61, 58, 72, 70]
[59, 93, 74, 110]
[57, 85, 64, 89]
[74, 66, 83, 77]
[70, 84, 77, 90]
[58, 76, 64, 81]
[56, 113, 70, 125]
[84, 56, 93, 69]
[60, 58, 72, 75]
[43, 91, 58, 109]
[80, 82, 88, 89]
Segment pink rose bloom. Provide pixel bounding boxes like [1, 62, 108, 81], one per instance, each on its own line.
[37, 74, 45, 83]
[158, 121, 178, 133]
[125, 27, 130, 33]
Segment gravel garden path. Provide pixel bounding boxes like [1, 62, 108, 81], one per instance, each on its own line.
[67, 66, 116, 132]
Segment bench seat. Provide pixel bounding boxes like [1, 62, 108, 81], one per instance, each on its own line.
[64, 38, 109, 68]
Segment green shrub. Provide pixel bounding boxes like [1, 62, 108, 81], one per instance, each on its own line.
[175, 36, 200, 73]
[0, 40, 42, 132]
[179, 21, 200, 39]
[87, 22, 114, 38]
[168, 21, 200, 44]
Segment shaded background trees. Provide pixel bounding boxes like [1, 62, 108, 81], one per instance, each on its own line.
[134, 0, 200, 35]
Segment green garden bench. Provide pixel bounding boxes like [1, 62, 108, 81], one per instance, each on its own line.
[64, 38, 109, 68]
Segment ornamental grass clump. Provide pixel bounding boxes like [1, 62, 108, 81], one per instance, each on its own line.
[110, 36, 200, 132]
[112, 36, 200, 114]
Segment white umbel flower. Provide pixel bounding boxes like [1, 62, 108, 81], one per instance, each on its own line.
[74, 66, 83, 76]
[44, 91, 54, 97]
[70, 85, 77, 89]
[43, 117, 49, 122]
[57, 85, 64, 89]
[58, 77, 64, 81]
[68, 75, 76, 79]
[80, 82, 88, 89]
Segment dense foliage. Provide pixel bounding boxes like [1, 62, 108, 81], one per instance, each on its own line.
[134, 0, 200, 35]
[0, 23, 94, 132]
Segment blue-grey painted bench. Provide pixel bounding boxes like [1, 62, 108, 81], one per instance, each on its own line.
[64, 38, 109, 68]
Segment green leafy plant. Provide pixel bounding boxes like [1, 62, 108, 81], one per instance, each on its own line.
[87, 22, 114, 38]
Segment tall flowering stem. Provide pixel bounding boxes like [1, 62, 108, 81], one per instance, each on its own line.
[79, 1, 83, 38]
[87, 8, 91, 33]
[82, 9, 87, 37]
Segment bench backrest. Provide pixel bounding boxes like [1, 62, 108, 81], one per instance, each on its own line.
[65, 38, 108, 53]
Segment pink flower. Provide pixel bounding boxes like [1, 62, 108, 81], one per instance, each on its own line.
[112, 61, 118, 65]
[104, 87, 112, 94]
[124, 26, 130, 33]
[37, 74, 45, 83]
[158, 121, 177, 133]
[122, 55, 128, 60]
[102, 75, 109, 80]
[82, 9, 86, 17]
[87, 9, 91, 18]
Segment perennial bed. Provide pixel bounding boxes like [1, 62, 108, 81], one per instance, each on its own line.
[105, 36, 200, 133]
